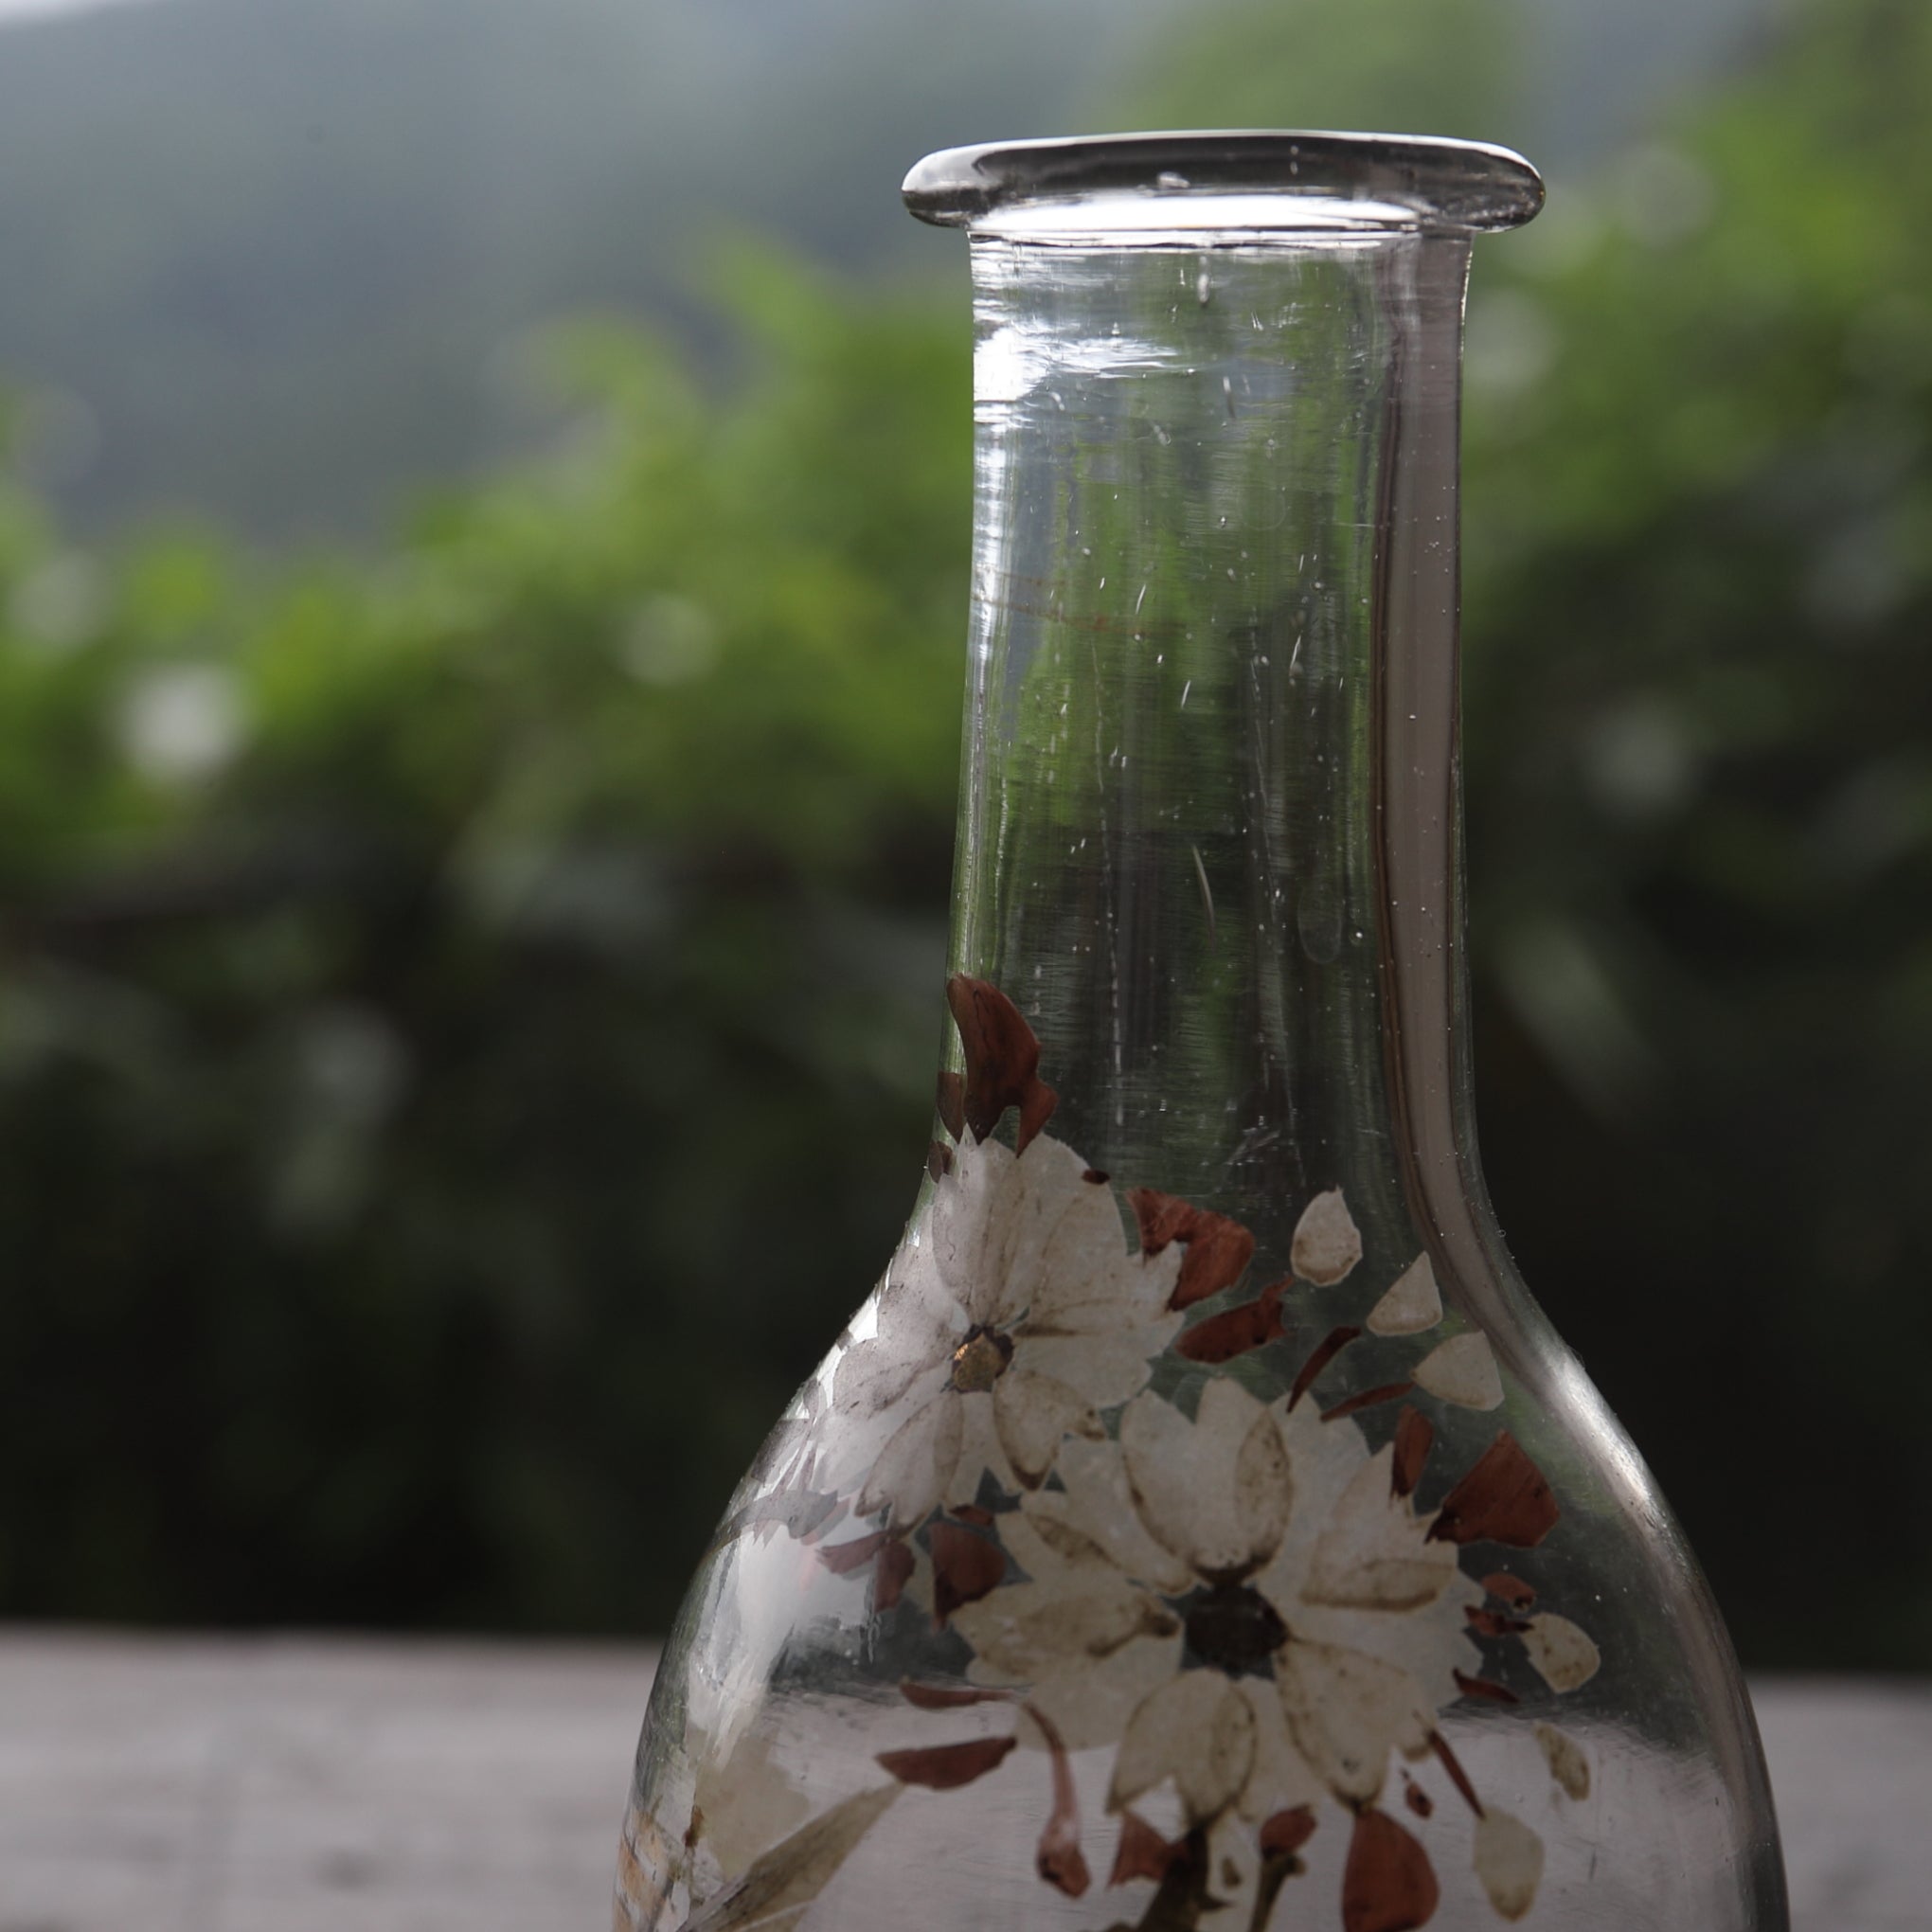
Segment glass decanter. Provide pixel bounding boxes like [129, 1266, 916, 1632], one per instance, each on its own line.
[615, 132, 1787, 1932]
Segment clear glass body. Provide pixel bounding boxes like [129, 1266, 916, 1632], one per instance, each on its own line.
[616, 135, 1786, 1932]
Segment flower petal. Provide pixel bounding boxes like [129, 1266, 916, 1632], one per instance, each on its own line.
[1534, 1722, 1591, 1799]
[1474, 1809, 1546, 1922]
[1301, 1445, 1459, 1612]
[1109, 1671, 1256, 1826]
[930, 1135, 1046, 1326]
[951, 1574, 1174, 1684]
[1412, 1332, 1504, 1411]
[1290, 1188, 1363, 1286]
[1366, 1254, 1442, 1336]
[1027, 1174, 1173, 1330]
[993, 1368, 1103, 1488]
[1120, 1381, 1293, 1580]
[1036, 1438, 1197, 1597]
[1234, 1675, 1321, 1821]
[1523, 1613, 1601, 1692]
[1275, 1638, 1431, 1805]
[945, 1387, 1016, 1507]
[1024, 1630, 1185, 1754]
[1013, 1325, 1177, 1411]
[856, 1393, 962, 1531]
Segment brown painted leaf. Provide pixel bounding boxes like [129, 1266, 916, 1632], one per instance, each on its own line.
[1426, 1431, 1560, 1548]
[1465, 1606, 1532, 1637]
[1453, 1670, 1521, 1706]
[874, 1538, 915, 1612]
[946, 975, 1058, 1152]
[1082, 1167, 1110, 1185]
[1321, 1380, 1416, 1422]
[1287, 1324, 1362, 1412]
[929, 1519, 1007, 1626]
[1429, 1732, 1484, 1818]
[1392, 1407, 1434, 1499]
[951, 1503, 995, 1528]
[1127, 1189, 1257, 1310]
[876, 1735, 1017, 1791]
[1260, 1806, 1317, 1857]
[926, 1139, 954, 1184]
[935, 1068, 966, 1141]
[1109, 1809, 1179, 1887]
[814, 1530, 891, 1576]
[1403, 1775, 1435, 1819]
[1174, 1278, 1287, 1364]
[686, 1783, 900, 1931]
[1482, 1571, 1536, 1610]
[1035, 1706, 1091, 1897]
[899, 1679, 1016, 1711]
[1341, 1807, 1440, 1932]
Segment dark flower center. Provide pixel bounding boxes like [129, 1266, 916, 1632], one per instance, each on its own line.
[948, 1323, 1014, 1394]
[1181, 1582, 1287, 1677]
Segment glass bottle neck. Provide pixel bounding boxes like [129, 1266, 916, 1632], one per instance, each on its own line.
[948, 224, 1477, 1258]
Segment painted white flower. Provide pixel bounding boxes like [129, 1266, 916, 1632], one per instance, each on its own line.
[952, 1379, 1482, 1819]
[829, 1133, 1185, 1529]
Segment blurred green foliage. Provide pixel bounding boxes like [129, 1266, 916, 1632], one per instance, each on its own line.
[0, 260, 969, 1630]
[0, 0, 1926, 1663]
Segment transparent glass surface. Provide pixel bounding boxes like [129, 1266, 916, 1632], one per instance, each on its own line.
[616, 135, 1787, 1932]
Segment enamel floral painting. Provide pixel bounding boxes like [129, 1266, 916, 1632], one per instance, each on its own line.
[617, 978, 1601, 1932]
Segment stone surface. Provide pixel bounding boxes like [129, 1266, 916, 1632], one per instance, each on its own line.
[0, 1633, 1921, 1929]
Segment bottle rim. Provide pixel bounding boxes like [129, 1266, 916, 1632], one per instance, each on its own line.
[902, 130, 1543, 237]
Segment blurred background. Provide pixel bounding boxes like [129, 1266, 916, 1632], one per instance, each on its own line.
[0, 0, 1923, 1673]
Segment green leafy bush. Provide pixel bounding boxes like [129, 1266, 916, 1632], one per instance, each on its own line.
[0, 0, 1926, 1664]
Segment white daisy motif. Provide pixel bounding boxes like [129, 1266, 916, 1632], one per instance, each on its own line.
[951, 1379, 1482, 1816]
[828, 1133, 1185, 1529]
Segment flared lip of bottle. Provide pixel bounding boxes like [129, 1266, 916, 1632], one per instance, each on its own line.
[903, 130, 1543, 238]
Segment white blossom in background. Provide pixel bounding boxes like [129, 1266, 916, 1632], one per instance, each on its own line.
[117, 663, 246, 783]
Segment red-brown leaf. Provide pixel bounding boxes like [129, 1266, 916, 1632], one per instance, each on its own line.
[1391, 1405, 1434, 1499]
[1260, 1805, 1317, 1858]
[950, 1503, 995, 1528]
[1429, 1731, 1485, 1818]
[876, 1735, 1017, 1791]
[1108, 1809, 1178, 1887]
[1482, 1570, 1536, 1609]
[899, 1679, 1016, 1711]
[874, 1538, 915, 1612]
[815, 1530, 891, 1576]
[946, 975, 1059, 1153]
[935, 1068, 966, 1141]
[930, 1519, 1007, 1626]
[1127, 1188, 1257, 1310]
[1321, 1379, 1415, 1422]
[1082, 1167, 1110, 1185]
[1031, 1701, 1090, 1898]
[926, 1139, 954, 1184]
[1454, 1670, 1521, 1706]
[1342, 1807, 1440, 1932]
[1403, 1776, 1435, 1819]
[1175, 1278, 1287, 1364]
[1427, 1431, 1561, 1548]
[1287, 1325, 1363, 1412]
[1465, 1606, 1532, 1638]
